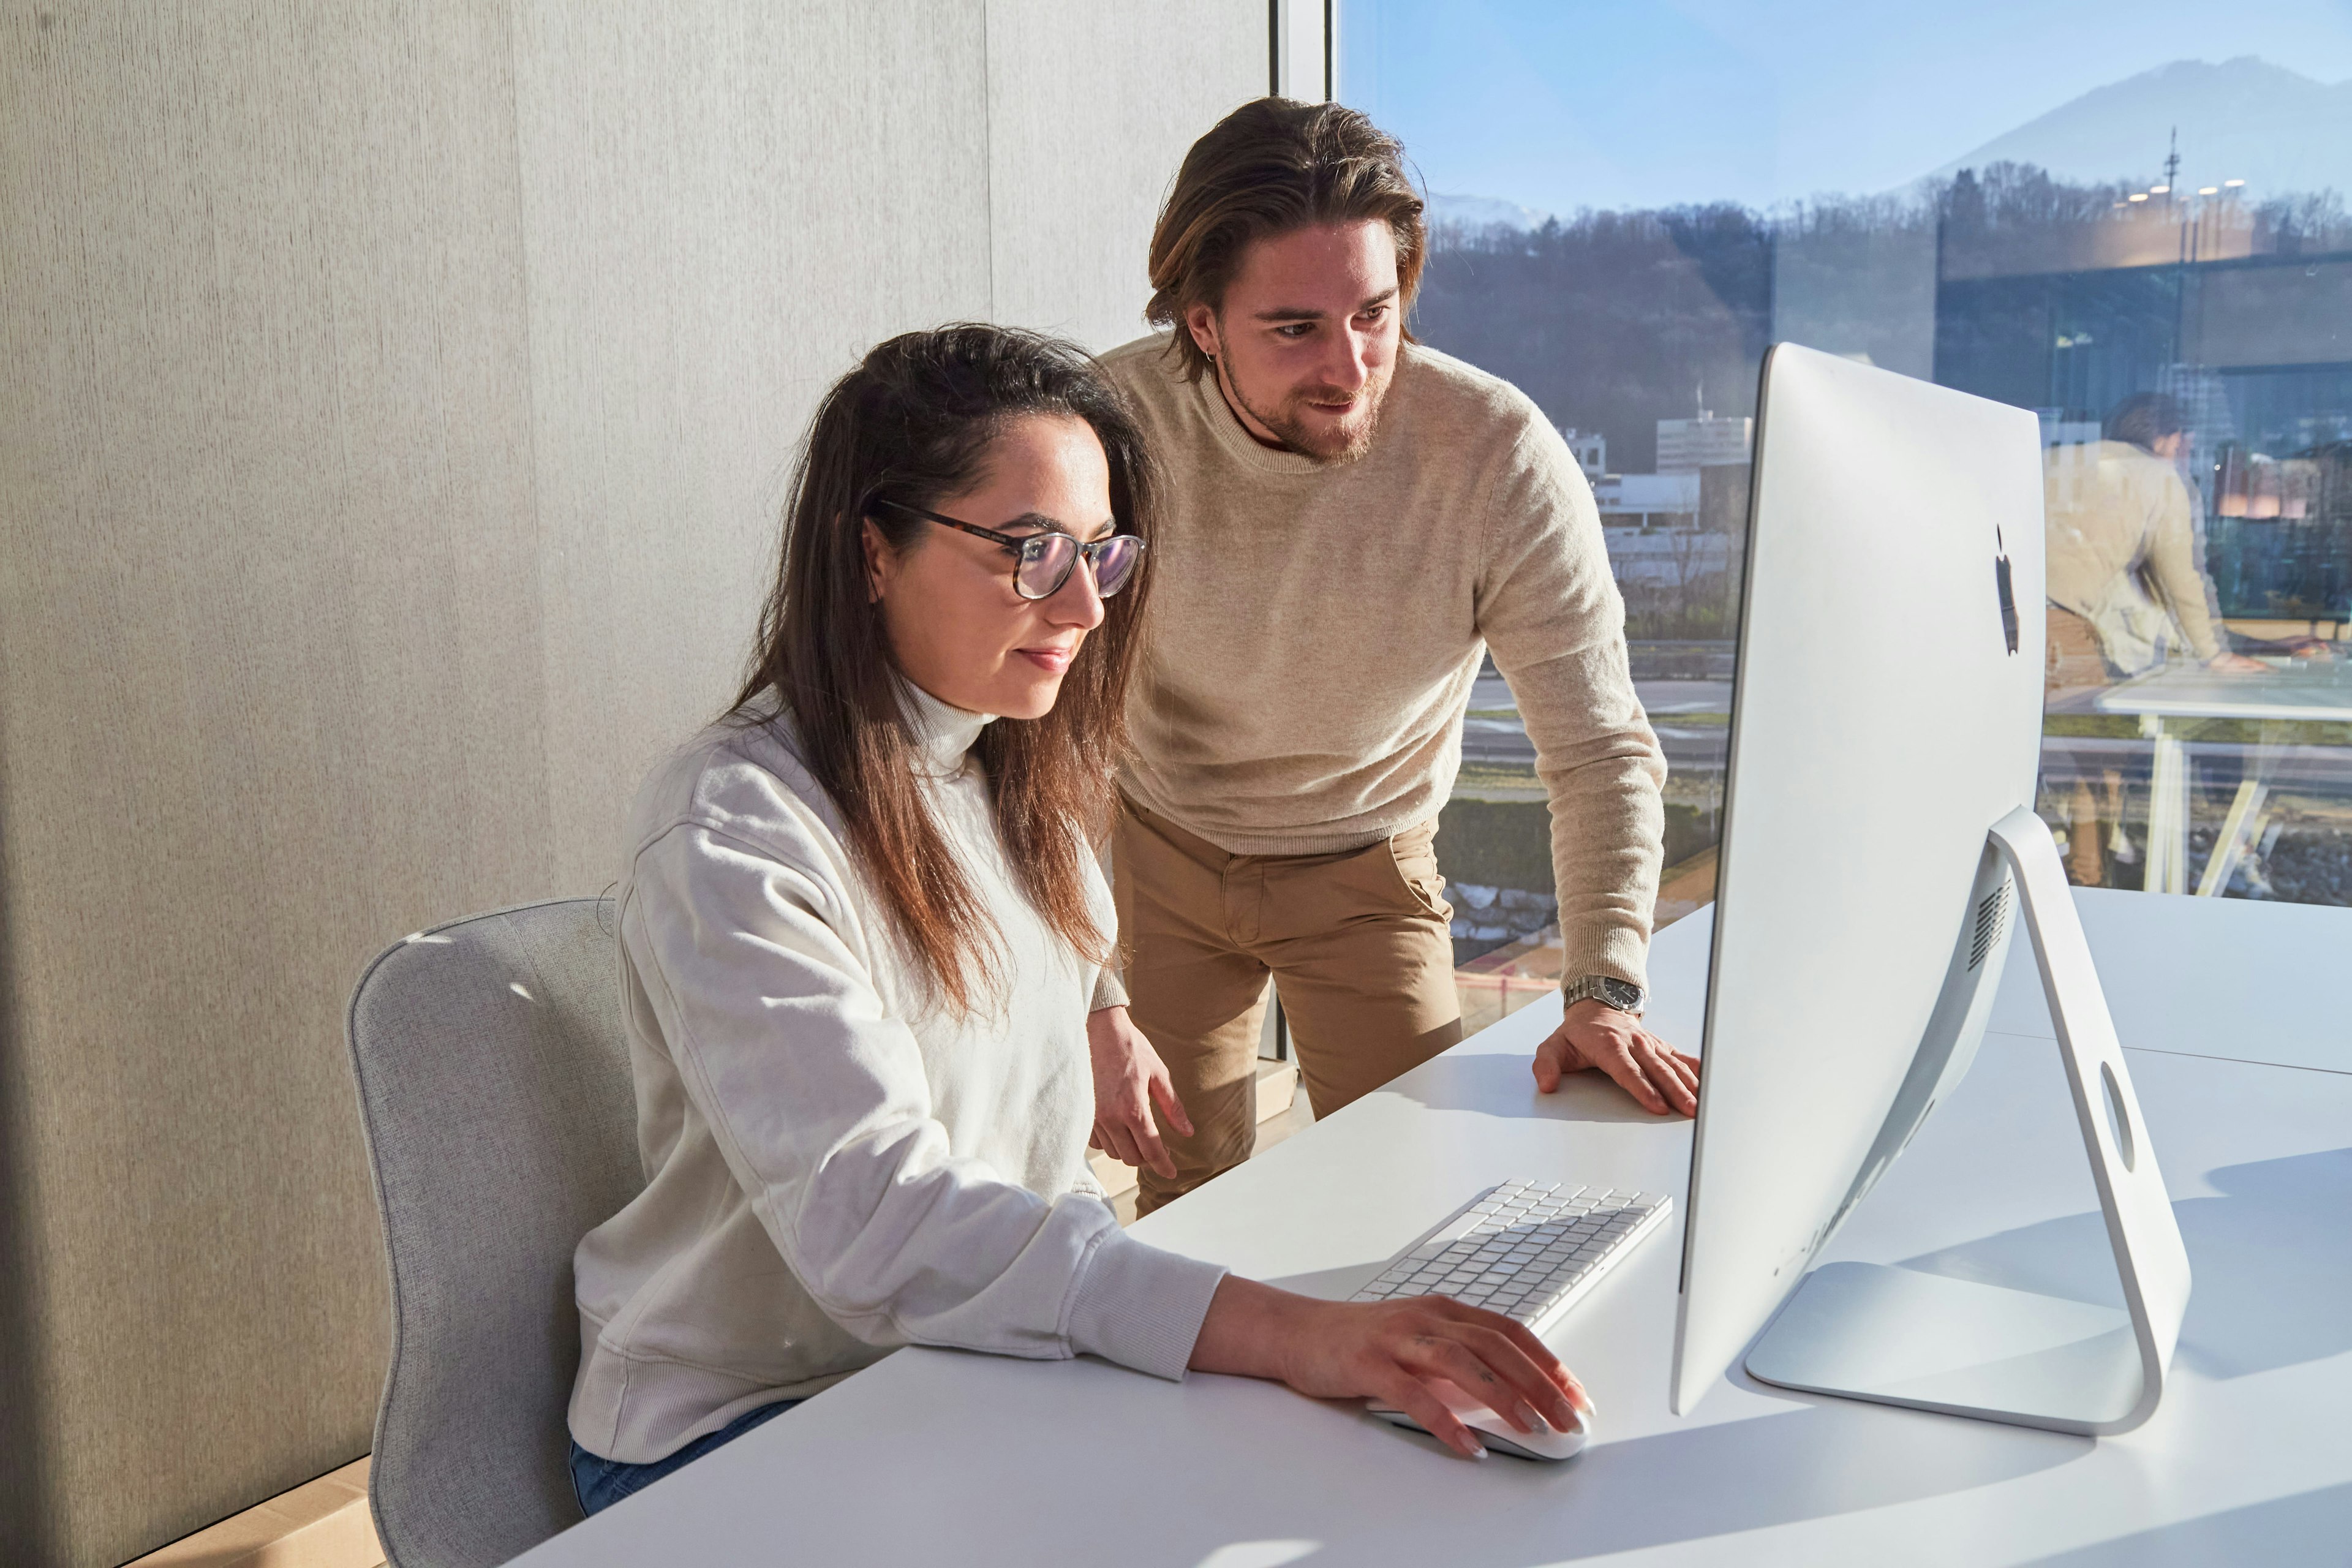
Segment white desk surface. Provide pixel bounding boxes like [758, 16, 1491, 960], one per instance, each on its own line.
[2094, 658, 2352, 722]
[516, 897, 2352, 1567]
[1986, 886, 2350, 1076]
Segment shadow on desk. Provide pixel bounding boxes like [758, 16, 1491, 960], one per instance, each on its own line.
[1231, 1300, 2090, 1561]
[1530, 1402, 2084, 1560]
[2015, 1481, 2352, 1566]
[1899, 1147, 2352, 1380]
[1228, 1399, 2087, 1564]
[747, 1343, 2090, 1568]
[1386, 1050, 1683, 1125]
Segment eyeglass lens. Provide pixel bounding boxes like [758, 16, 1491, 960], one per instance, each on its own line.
[1014, 533, 1142, 600]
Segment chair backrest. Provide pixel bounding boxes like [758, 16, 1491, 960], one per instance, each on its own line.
[347, 898, 645, 1568]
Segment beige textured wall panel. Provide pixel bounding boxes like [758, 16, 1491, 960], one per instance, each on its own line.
[0, 6, 547, 1562]
[984, 0, 1265, 351]
[0, 1, 1257, 1562]
[513, 1, 994, 889]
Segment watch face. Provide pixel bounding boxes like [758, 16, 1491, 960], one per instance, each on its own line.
[1598, 978, 1645, 1011]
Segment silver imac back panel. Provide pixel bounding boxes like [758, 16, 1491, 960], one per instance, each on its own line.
[1670, 344, 2190, 1434]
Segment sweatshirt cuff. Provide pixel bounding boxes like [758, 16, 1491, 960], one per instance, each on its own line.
[1090, 965, 1129, 1012]
[1065, 1228, 1227, 1381]
[1559, 924, 1651, 993]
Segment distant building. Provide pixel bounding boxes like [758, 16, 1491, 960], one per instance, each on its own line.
[1656, 412, 1753, 473]
[1593, 472, 1700, 528]
[1599, 526, 1736, 588]
[1558, 426, 1607, 484]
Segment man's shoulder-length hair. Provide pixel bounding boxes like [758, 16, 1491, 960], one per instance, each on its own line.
[1144, 97, 1427, 382]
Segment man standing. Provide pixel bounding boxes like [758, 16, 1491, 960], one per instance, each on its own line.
[2044, 391, 2265, 884]
[1085, 99, 1696, 1215]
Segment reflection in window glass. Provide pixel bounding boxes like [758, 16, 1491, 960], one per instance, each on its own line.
[1344, 1, 2352, 1016]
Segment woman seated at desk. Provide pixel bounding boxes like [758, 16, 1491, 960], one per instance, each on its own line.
[565, 325, 1588, 1513]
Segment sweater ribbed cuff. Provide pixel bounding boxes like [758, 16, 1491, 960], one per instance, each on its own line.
[1065, 1229, 1227, 1381]
[1089, 965, 1129, 1012]
[1559, 924, 1653, 994]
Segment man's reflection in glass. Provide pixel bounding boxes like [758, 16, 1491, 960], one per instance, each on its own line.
[2043, 392, 2265, 884]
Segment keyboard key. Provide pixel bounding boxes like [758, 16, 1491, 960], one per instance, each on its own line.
[1360, 1178, 1670, 1346]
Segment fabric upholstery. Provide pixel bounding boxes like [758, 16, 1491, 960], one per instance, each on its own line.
[346, 899, 643, 1568]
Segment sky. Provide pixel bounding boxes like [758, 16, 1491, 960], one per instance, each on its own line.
[1340, 0, 2352, 214]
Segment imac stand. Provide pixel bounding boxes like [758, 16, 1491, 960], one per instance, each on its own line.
[1743, 806, 2193, 1435]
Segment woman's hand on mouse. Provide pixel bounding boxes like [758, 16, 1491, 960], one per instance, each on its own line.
[1187, 1275, 1592, 1458]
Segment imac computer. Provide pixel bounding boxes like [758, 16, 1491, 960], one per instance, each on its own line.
[1670, 344, 2192, 1435]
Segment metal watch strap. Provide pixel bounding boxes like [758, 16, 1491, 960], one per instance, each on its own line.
[1562, 974, 1646, 1017]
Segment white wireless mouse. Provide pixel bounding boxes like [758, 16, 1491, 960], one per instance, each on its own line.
[1368, 1379, 1591, 1461]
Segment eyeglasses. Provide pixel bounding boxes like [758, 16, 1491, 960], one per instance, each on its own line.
[873, 498, 1147, 601]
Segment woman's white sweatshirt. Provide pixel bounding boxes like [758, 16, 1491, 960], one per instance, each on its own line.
[568, 687, 1228, 1464]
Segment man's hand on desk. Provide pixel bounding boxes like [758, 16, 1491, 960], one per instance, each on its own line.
[1188, 1275, 1593, 1460]
[1533, 999, 1700, 1117]
[1085, 1005, 1193, 1180]
[2207, 650, 2269, 674]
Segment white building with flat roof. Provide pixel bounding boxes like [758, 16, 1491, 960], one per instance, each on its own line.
[1593, 472, 1700, 525]
[1656, 413, 1752, 473]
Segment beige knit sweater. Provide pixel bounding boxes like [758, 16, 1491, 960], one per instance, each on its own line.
[2043, 439, 2223, 663]
[1101, 334, 1667, 989]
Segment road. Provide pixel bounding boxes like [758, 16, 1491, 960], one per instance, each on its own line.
[1464, 677, 2352, 801]
[1463, 675, 1732, 774]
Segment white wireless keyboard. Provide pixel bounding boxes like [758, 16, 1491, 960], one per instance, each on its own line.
[1350, 1177, 1673, 1335]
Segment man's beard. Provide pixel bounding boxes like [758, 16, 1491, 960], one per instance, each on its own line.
[1219, 358, 1390, 464]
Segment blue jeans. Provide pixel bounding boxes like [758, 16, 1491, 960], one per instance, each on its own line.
[568, 1399, 799, 1517]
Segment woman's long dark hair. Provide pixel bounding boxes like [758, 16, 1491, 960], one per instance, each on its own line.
[734, 325, 1158, 1014]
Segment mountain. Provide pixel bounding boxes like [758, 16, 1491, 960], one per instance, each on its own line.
[1922, 57, 2352, 201]
[1425, 191, 1556, 232]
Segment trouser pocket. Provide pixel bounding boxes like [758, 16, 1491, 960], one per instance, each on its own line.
[1381, 818, 1451, 921]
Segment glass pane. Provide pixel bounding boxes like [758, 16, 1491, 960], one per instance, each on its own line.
[1342, 2, 2352, 1021]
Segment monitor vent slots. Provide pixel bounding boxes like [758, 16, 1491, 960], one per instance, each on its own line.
[1967, 881, 2011, 971]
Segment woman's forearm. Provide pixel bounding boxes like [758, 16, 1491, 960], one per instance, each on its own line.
[1184, 1273, 1590, 1460]
[1187, 1274, 1305, 1380]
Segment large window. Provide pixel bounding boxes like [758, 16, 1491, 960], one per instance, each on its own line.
[1345, 2, 2352, 1017]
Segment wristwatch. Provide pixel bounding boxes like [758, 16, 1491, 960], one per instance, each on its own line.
[1562, 974, 1646, 1017]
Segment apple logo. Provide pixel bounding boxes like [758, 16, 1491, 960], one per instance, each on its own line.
[1994, 527, 2020, 657]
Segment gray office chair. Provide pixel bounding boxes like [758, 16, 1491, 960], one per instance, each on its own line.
[346, 898, 645, 1568]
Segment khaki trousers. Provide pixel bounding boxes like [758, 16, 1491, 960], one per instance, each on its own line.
[2046, 606, 2122, 888]
[1113, 796, 1463, 1216]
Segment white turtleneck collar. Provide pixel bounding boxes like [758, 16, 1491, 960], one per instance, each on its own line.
[901, 680, 996, 777]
